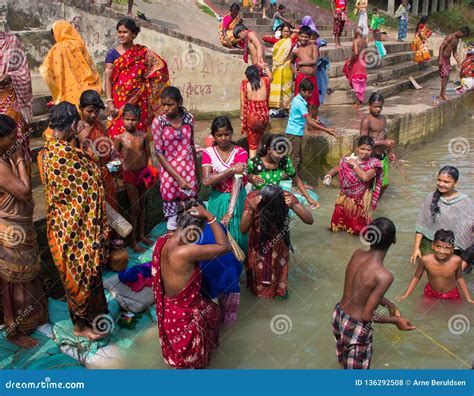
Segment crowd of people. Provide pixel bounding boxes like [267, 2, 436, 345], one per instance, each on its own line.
[0, 0, 472, 372]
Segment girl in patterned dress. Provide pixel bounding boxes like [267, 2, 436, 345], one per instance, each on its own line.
[152, 87, 198, 232]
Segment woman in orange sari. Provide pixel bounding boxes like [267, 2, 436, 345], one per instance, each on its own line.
[0, 32, 33, 162]
[105, 18, 170, 139]
[411, 16, 432, 64]
[218, 3, 242, 48]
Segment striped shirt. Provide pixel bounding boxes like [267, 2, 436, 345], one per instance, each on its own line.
[416, 192, 474, 250]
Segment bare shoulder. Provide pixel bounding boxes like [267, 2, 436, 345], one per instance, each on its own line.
[375, 266, 394, 285]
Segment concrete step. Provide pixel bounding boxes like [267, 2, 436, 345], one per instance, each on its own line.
[15, 28, 54, 71]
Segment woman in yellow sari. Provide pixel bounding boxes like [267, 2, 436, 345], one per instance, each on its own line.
[40, 21, 101, 108]
[269, 24, 297, 112]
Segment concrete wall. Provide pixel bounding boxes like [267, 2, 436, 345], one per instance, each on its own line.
[6, 0, 246, 115]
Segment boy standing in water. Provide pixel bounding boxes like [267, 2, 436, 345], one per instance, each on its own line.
[333, 217, 415, 369]
[292, 26, 320, 117]
[360, 92, 394, 196]
[398, 230, 474, 302]
[114, 104, 154, 252]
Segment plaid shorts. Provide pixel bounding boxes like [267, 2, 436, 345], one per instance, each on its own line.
[332, 303, 373, 369]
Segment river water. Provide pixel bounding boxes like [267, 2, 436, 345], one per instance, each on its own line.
[119, 117, 473, 369]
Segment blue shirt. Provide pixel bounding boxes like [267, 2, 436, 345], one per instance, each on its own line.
[286, 94, 309, 137]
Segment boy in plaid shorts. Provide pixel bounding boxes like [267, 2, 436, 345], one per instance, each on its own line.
[332, 217, 415, 369]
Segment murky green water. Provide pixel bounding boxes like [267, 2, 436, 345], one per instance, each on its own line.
[120, 117, 473, 369]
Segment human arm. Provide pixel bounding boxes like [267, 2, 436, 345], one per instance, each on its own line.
[260, 62, 273, 82]
[290, 50, 298, 75]
[240, 193, 262, 234]
[104, 63, 116, 118]
[202, 162, 247, 188]
[452, 40, 463, 66]
[379, 297, 402, 317]
[156, 153, 192, 190]
[250, 32, 264, 64]
[240, 83, 245, 124]
[305, 115, 337, 136]
[331, 0, 336, 16]
[410, 232, 424, 265]
[0, 152, 32, 201]
[346, 158, 377, 182]
[0, 73, 12, 87]
[397, 260, 425, 300]
[456, 259, 474, 303]
[284, 191, 314, 224]
[144, 135, 153, 167]
[293, 175, 320, 208]
[222, 174, 244, 226]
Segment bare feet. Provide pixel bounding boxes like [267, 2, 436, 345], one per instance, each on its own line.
[130, 243, 146, 253]
[7, 334, 40, 349]
[438, 95, 448, 101]
[138, 236, 154, 246]
[74, 325, 106, 341]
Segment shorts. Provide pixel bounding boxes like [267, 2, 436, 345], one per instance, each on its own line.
[332, 303, 373, 369]
[295, 72, 320, 108]
[424, 283, 461, 300]
[439, 55, 451, 78]
[123, 167, 146, 187]
[286, 134, 303, 174]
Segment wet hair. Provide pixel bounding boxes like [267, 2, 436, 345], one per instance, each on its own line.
[258, 184, 291, 253]
[161, 86, 186, 114]
[79, 90, 105, 110]
[433, 229, 455, 246]
[415, 16, 429, 33]
[0, 114, 17, 138]
[211, 116, 233, 136]
[230, 2, 240, 12]
[116, 18, 140, 35]
[357, 135, 375, 148]
[354, 27, 363, 37]
[431, 166, 459, 221]
[245, 65, 261, 91]
[233, 23, 248, 38]
[299, 25, 312, 37]
[364, 217, 396, 250]
[176, 199, 206, 237]
[459, 26, 470, 37]
[123, 103, 141, 118]
[368, 91, 385, 105]
[461, 245, 474, 267]
[299, 77, 314, 92]
[49, 101, 80, 131]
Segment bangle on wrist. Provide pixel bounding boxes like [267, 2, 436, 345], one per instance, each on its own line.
[207, 216, 217, 225]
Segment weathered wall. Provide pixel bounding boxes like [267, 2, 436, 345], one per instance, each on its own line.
[6, 0, 246, 115]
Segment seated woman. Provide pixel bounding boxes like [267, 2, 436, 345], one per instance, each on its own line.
[330, 136, 383, 235]
[240, 184, 313, 299]
[40, 21, 101, 108]
[248, 134, 319, 208]
[412, 16, 432, 64]
[0, 115, 48, 348]
[218, 3, 242, 48]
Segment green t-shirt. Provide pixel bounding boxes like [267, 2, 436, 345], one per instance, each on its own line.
[370, 15, 384, 30]
[248, 156, 297, 190]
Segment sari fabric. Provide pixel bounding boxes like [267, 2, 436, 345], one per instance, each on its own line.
[152, 235, 220, 369]
[218, 13, 242, 47]
[40, 21, 101, 108]
[0, 158, 48, 336]
[107, 44, 169, 139]
[331, 157, 382, 235]
[412, 25, 432, 63]
[41, 138, 109, 326]
[343, 54, 367, 103]
[269, 37, 295, 110]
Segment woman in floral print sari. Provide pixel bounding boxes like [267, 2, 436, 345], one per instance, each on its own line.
[41, 102, 110, 340]
[105, 18, 169, 139]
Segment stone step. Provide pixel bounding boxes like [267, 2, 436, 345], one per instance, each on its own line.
[323, 66, 439, 105]
[15, 28, 54, 71]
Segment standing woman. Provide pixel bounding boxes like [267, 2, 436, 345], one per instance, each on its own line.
[105, 18, 169, 139]
[412, 16, 432, 64]
[411, 166, 474, 263]
[218, 3, 242, 48]
[240, 64, 272, 158]
[330, 136, 383, 235]
[395, 0, 411, 42]
[40, 21, 101, 108]
[41, 102, 110, 340]
[0, 115, 48, 349]
[269, 23, 297, 114]
[201, 116, 248, 253]
[0, 32, 33, 162]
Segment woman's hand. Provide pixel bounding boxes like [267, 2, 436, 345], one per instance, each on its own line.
[106, 101, 118, 118]
[179, 178, 193, 191]
[410, 247, 422, 265]
[395, 317, 416, 331]
[249, 174, 265, 187]
[307, 197, 320, 209]
[248, 194, 262, 213]
[0, 74, 12, 87]
[187, 204, 212, 221]
[231, 163, 247, 175]
[346, 158, 358, 168]
[221, 212, 232, 226]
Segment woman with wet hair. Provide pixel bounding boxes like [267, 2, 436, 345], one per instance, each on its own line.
[41, 102, 110, 340]
[105, 18, 170, 139]
[0, 114, 48, 349]
[411, 166, 474, 264]
[240, 184, 313, 299]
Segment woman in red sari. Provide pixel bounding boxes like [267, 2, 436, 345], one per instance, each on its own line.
[105, 18, 169, 139]
[331, 136, 383, 235]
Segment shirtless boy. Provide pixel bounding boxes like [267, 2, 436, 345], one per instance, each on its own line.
[114, 104, 154, 252]
[398, 229, 474, 303]
[292, 26, 320, 117]
[333, 217, 415, 369]
[437, 26, 470, 101]
[233, 23, 264, 65]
